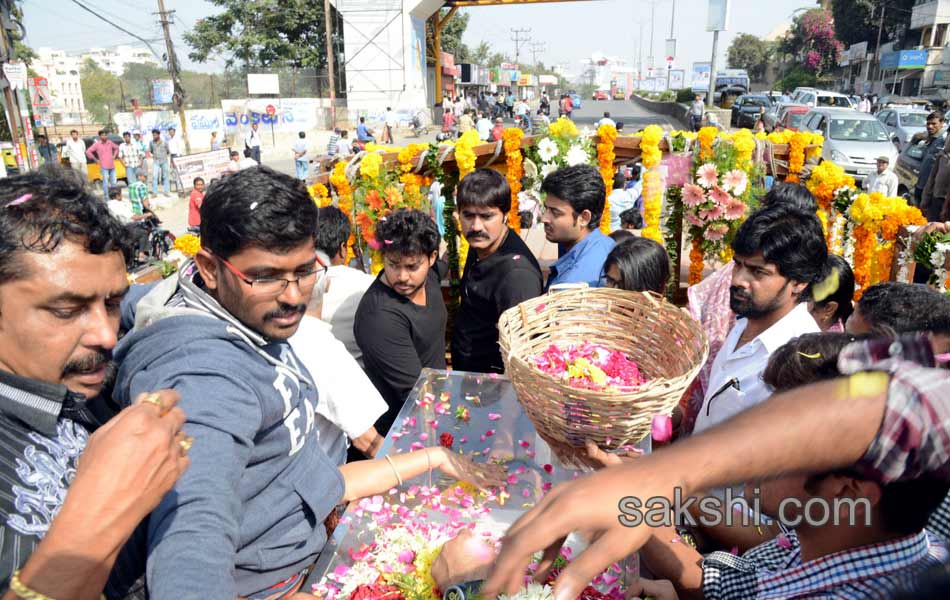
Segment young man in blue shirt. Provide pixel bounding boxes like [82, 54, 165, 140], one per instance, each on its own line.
[356, 117, 375, 143]
[541, 164, 616, 289]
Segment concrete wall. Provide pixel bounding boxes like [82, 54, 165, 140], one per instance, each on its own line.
[631, 95, 690, 128]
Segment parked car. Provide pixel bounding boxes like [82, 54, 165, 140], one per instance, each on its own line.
[763, 103, 809, 132]
[730, 94, 772, 128]
[593, 90, 609, 101]
[801, 107, 899, 183]
[57, 134, 128, 184]
[613, 89, 626, 100]
[796, 90, 854, 109]
[894, 141, 924, 200]
[873, 95, 932, 113]
[876, 107, 929, 151]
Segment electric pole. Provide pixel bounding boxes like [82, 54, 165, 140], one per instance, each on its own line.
[666, 0, 676, 92]
[649, 0, 657, 70]
[510, 28, 532, 65]
[530, 42, 546, 68]
[156, 0, 190, 154]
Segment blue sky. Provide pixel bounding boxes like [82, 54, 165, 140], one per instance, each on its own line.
[21, 0, 816, 76]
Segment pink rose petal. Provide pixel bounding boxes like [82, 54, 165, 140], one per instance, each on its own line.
[518, 440, 530, 448]
[485, 429, 495, 437]
[506, 474, 519, 485]
[410, 442, 425, 451]
[542, 464, 553, 474]
[487, 413, 502, 421]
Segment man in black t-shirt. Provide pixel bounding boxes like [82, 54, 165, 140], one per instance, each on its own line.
[452, 169, 543, 373]
[354, 209, 447, 436]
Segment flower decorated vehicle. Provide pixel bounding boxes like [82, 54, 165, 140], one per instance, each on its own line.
[309, 370, 647, 600]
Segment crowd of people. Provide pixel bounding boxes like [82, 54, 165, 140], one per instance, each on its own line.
[3, 134, 950, 600]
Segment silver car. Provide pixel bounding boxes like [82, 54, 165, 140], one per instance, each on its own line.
[876, 108, 929, 151]
[801, 108, 899, 183]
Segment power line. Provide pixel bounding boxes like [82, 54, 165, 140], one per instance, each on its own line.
[510, 27, 531, 65]
[67, 0, 162, 60]
[530, 41, 546, 66]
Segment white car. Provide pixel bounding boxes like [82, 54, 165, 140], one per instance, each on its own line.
[876, 107, 930, 151]
[802, 108, 899, 183]
[796, 90, 854, 109]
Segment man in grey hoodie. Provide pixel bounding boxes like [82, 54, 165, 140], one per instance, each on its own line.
[112, 167, 344, 599]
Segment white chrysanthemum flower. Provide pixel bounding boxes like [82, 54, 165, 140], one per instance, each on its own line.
[499, 583, 555, 600]
[565, 145, 589, 166]
[537, 138, 559, 162]
[541, 163, 558, 178]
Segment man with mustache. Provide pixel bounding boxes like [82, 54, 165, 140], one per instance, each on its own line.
[452, 169, 542, 373]
[0, 170, 189, 598]
[693, 204, 826, 436]
[354, 208, 446, 436]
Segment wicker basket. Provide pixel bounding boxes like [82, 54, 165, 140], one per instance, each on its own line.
[498, 287, 708, 464]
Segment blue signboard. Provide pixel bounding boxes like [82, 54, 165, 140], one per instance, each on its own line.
[880, 50, 928, 70]
[152, 80, 174, 104]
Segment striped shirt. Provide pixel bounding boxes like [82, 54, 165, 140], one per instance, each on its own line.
[0, 369, 147, 598]
[704, 529, 949, 599]
[128, 182, 149, 215]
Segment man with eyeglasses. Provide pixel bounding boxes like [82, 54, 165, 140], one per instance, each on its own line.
[111, 166, 345, 598]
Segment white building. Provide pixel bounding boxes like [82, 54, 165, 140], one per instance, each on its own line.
[580, 53, 636, 92]
[330, 0, 442, 118]
[34, 48, 86, 124]
[81, 45, 161, 77]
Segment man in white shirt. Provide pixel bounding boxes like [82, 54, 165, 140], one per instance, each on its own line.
[288, 253, 386, 465]
[693, 205, 826, 436]
[315, 205, 376, 366]
[62, 129, 88, 176]
[383, 107, 397, 144]
[476, 112, 493, 141]
[597, 111, 617, 129]
[859, 95, 872, 113]
[238, 148, 259, 170]
[244, 122, 262, 163]
[864, 156, 899, 197]
[165, 127, 183, 158]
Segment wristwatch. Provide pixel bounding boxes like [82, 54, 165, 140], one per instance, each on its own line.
[443, 580, 484, 600]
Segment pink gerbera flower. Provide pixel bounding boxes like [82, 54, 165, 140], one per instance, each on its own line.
[696, 163, 719, 188]
[683, 183, 706, 207]
[686, 212, 704, 228]
[723, 169, 748, 196]
[700, 204, 724, 222]
[724, 198, 746, 220]
[709, 185, 732, 207]
[703, 222, 730, 241]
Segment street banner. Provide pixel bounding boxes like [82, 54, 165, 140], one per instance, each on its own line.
[247, 73, 280, 95]
[153, 80, 174, 104]
[171, 149, 232, 192]
[670, 69, 686, 90]
[2, 62, 27, 90]
[691, 62, 711, 91]
[707, 0, 730, 31]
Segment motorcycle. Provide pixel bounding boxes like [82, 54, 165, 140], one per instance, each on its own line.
[411, 111, 431, 137]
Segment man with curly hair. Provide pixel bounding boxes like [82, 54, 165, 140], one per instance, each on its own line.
[354, 209, 446, 435]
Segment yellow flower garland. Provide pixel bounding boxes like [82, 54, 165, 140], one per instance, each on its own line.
[359, 152, 382, 180]
[849, 192, 926, 298]
[784, 131, 808, 183]
[689, 237, 704, 285]
[503, 128, 525, 233]
[698, 127, 717, 161]
[455, 129, 482, 270]
[548, 117, 579, 139]
[330, 162, 357, 264]
[639, 124, 663, 244]
[173, 233, 201, 258]
[308, 182, 331, 207]
[732, 129, 755, 169]
[596, 123, 618, 234]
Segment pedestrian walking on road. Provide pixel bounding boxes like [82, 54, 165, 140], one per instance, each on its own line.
[62, 129, 88, 177]
[689, 95, 705, 132]
[86, 129, 119, 197]
[382, 107, 396, 144]
[244, 121, 262, 163]
[292, 131, 309, 181]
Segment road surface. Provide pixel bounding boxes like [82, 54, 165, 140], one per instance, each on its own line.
[569, 98, 678, 131]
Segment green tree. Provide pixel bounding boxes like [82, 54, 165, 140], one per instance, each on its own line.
[727, 34, 771, 82]
[120, 62, 167, 106]
[780, 8, 844, 76]
[427, 9, 471, 62]
[185, 0, 330, 70]
[469, 41, 491, 65]
[80, 59, 121, 126]
[831, 0, 915, 51]
[487, 52, 508, 69]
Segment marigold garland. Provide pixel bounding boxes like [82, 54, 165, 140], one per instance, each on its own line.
[638, 124, 663, 243]
[785, 131, 808, 183]
[360, 152, 383, 180]
[308, 182, 331, 207]
[851, 224, 874, 299]
[330, 162, 358, 264]
[697, 127, 717, 161]
[503, 128, 525, 233]
[732, 129, 755, 169]
[173, 233, 200, 258]
[455, 130, 482, 270]
[596, 124, 618, 234]
[689, 237, 704, 285]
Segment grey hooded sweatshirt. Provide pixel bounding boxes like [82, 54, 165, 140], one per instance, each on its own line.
[113, 262, 345, 599]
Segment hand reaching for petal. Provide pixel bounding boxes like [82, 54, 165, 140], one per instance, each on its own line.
[585, 440, 642, 470]
[433, 447, 507, 490]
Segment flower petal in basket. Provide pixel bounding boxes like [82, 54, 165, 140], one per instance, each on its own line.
[498, 288, 708, 463]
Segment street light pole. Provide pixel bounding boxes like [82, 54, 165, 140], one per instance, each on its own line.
[649, 0, 656, 70]
[666, 0, 676, 91]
